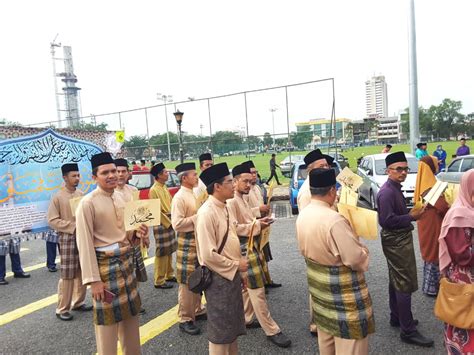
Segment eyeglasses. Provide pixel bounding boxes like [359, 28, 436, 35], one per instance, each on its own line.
[389, 167, 410, 173]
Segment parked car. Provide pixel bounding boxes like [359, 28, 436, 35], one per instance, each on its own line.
[437, 154, 474, 184]
[357, 153, 418, 209]
[129, 170, 180, 199]
[280, 155, 305, 177]
[327, 152, 350, 170]
[289, 160, 341, 215]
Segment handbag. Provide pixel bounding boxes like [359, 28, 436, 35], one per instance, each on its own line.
[189, 210, 229, 294]
[434, 277, 474, 329]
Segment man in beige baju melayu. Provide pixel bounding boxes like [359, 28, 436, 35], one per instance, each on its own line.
[76, 152, 149, 355]
[47, 163, 91, 321]
[227, 163, 291, 348]
[171, 162, 206, 335]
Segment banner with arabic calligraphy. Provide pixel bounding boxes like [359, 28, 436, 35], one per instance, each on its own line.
[0, 129, 103, 240]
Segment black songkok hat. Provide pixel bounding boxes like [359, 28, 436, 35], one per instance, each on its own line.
[61, 163, 79, 175]
[385, 151, 407, 167]
[309, 168, 336, 188]
[175, 162, 196, 174]
[232, 163, 251, 177]
[91, 152, 114, 169]
[304, 149, 324, 165]
[114, 158, 128, 168]
[416, 142, 427, 148]
[242, 160, 255, 169]
[150, 163, 165, 177]
[304, 149, 334, 166]
[200, 162, 229, 187]
[199, 153, 212, 162]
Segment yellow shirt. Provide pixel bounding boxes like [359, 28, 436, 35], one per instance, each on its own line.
[196, 195, 241, 281]
[193, 179, 208, 209]
[296, 199, 369, 272]
[149, 181, 172, 229]
[47, 187, 84, 235]
[297, 177, 311, 211]
[244, 184, 263, 218]
[171, 186, 197, 233]
[76, 186, 131, 284]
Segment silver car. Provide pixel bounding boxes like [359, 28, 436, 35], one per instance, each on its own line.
[357, 153, 418, 209]
[280, 155, 305, 177]
[437, 154, 474, 184]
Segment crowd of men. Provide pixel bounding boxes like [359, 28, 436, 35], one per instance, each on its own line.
[4, 145, 465, 355]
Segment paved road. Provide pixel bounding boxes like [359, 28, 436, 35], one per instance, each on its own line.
[0, 206, 445, 354]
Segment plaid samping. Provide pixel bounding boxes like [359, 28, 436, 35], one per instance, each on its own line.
[239, 235, 266, 289]
[306, 258, 375, 340]
[153, 225, 177, 257]
[94, 246, 141, 326]
[176, 232, 197, 284]
[59, 234, 80, 280]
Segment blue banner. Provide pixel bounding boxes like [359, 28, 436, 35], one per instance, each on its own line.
[0, 129, 103, 239]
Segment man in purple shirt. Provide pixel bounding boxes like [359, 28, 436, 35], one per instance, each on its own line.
[456, 138, 470, 157]
[377, 151, 434, 348]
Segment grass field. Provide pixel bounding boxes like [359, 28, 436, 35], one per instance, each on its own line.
[162, 141, 463, 184]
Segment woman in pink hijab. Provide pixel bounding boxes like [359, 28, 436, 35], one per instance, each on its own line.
[438, 169, 474, 355]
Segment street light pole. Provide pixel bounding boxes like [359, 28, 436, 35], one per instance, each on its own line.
[157, 93, 173, 161]
[269, 108, 277, 147]
[408, 0, 420, 154]
[174, 110, 184, 164]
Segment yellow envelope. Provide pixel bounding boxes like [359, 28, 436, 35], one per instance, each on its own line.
[337, 203, 378, 240]
[247, 218, 257, 252]
[69, 196, 83, 217]
[266, 181, 276, 206]
[124, 199, 161, 231]
[260, 227, 271, 251]
[336, 167, 363, 192]
[339, 186, 359, 207]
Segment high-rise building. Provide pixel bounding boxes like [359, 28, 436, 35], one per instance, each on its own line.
[365, 75, 388, 119]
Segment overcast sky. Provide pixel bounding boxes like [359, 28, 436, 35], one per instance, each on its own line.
[0, 0, 472, 138]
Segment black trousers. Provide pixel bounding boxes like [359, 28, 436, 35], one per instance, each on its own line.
[266, 170, 280, 184]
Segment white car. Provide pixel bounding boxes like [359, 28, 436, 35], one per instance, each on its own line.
[357, 153, 418, 209]
[280, 155, 305, 176]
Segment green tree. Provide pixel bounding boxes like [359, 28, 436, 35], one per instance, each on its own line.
[246, 135, 262, 151]
[0, 118, 21, 126]
[149, 132, 179, 158]
[211, 131, 244, 154]
[262, 132, 273, 147]
[401, 107, 432, 139]
[72, 121, 109, 131]
[124, 135, 149, 159]
[430, 99, 464, 139]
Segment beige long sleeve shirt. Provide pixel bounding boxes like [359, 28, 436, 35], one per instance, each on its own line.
[115, 184, 138, 203]
[171, 186, 197, 233]
[296, 199, 369, 272]
[149, 181, 172, 229]
[227, 192, 261, 237]
[76, 186, 131, 285]
[196, 195, 241, 281]
[47, 187, 84, 235]
[244, 184, 263, 218]
[297, 177, 311, 211]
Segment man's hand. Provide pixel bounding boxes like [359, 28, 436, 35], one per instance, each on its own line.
[91, 281, 105, 302]
[259, 216, 274, 229]
[259, 204, 270, 214]
[409, 206, 426, 220]
[239, 257, 248, 272]
[136, 224, 148, 238]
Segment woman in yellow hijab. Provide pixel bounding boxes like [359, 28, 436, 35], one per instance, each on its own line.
[414, 156, 450, 296]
